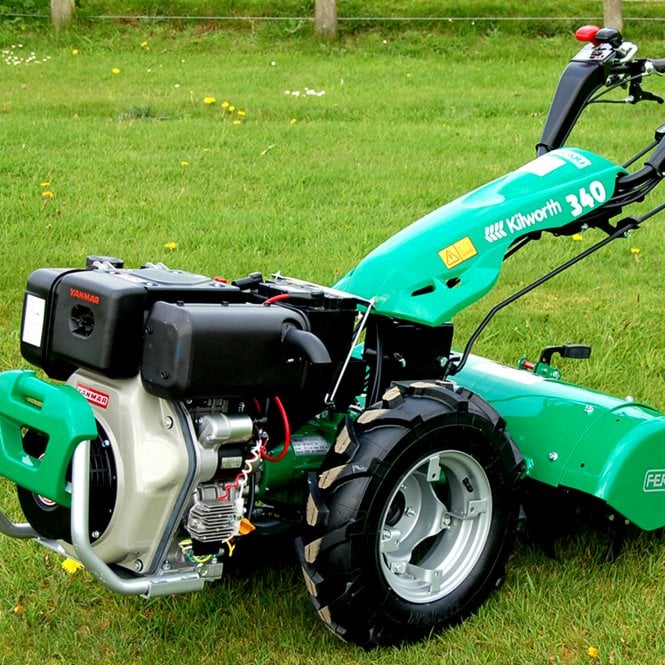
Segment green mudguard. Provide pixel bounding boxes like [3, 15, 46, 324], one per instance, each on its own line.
[455, 355, 665, 531]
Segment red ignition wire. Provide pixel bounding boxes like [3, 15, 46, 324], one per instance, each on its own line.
[261, 396, 291, 463]
[263, 293, 290, 306]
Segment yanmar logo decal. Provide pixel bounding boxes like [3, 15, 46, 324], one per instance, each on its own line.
[70, 288, 100, 305]
[644, 469, 665, 492]
[485, 199, 563, 244]
[77, 383, 110, 409]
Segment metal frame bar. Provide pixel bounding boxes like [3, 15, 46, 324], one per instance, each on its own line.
[0, 441, 208, 598]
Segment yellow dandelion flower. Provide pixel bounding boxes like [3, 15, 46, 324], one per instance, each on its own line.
[180, 161, 189, 167]
[233, 119, 242, 125]
[140, 41, 149, 48]
[71, 48, 79, 56]
[40, 181, 50, 187]
[630, 247, 641, 254]
[228, 105, 235, 112]
[290, 118, 297, 125]
[237, 110, 246, 117]
[203, 96, 216, 105]
[62, 558, 84, 574]
[42, 191, 54, 199]
[112, 67, 121, 75]
[164, 241, 177, 251]
[587, 646, 599, 659]
[221, 101, 230, 108]
[572, 233, 583, 241]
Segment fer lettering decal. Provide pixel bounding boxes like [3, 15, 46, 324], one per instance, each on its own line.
[643, 469, 665, 492]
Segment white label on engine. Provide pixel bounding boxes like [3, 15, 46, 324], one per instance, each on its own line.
[291, 435, 330, 457]
[221, 456, 243, 469]
[22, 294, 46, 347]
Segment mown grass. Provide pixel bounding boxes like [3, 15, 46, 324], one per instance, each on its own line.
[0, 15, 664, 665]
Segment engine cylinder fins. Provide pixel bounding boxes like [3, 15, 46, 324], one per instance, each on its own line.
[186, 498, 237, 543]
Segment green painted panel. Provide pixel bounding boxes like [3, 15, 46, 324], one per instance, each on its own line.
[455, 356, 665, 530]
[0, 370, 97, 507]
[336, 148, 625, 326]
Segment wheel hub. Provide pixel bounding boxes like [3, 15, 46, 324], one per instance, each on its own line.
[378, 450, 492, 603]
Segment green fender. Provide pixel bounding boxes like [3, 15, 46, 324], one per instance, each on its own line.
[0, 370, 97, 507]
[454, 355, 665, 531]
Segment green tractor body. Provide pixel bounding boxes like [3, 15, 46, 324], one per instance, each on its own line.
[0, 26, 663, 648]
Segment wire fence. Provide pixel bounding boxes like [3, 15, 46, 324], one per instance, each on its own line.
[1, 5, 665, 24]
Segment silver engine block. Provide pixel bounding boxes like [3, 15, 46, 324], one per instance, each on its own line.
[58, 369, 257, 593]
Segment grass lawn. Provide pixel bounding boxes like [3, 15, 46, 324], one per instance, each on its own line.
[0, 13, 664, 665]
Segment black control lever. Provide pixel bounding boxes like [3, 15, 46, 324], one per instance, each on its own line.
[539, 344, 592, 365]
[628, 80, 664, 105]
[594, 27, 623, 48]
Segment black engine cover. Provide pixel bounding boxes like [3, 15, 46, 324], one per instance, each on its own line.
[20, 265, 243, 380]
[141, 301, 313, 399]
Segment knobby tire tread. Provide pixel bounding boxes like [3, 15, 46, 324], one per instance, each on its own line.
[297, 381, 524, 649]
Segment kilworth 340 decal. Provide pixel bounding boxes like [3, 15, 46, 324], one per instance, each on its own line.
[484, 180, 608, 244]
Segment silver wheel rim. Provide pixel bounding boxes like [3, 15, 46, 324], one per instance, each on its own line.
[378, 449, 493, 604]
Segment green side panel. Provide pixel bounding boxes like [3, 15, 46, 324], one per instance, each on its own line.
[564, 411, 665, 531]
[335, 148, 626, 326]
[0, 370, 97, 507]
[454, 356, 665, 530]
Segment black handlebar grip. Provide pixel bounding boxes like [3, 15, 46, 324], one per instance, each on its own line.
[649, 58, 665, 74]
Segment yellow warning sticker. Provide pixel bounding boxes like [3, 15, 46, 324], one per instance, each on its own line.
[438, 237, 477, 269]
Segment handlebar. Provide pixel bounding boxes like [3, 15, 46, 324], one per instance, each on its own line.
[537, 26, 665, 157]
[647, 58, 665, 75]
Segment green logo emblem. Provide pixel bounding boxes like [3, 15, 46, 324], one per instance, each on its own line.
[643, 469, 665, 492]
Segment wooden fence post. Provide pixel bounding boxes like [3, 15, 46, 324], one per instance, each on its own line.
[51, 0, 75, 30]
[315, 0, 337, 38]
[604, 0, 623, 31]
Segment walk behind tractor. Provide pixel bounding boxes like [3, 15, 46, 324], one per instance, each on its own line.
[0, 26, 664, 649]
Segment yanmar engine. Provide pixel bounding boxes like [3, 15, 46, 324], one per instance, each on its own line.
[15, 257, 364, 580]
[20, 257, 361, 408]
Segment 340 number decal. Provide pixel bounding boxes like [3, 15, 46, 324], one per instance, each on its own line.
[565, 180, 607, 217]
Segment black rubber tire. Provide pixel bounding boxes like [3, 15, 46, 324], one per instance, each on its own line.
[297, 381, 524, 649]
